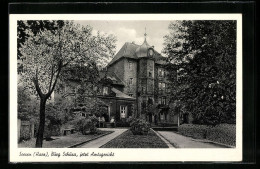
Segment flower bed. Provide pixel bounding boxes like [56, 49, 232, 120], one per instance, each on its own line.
[178, 123, 236, 147]
[101, 129, 168, 148]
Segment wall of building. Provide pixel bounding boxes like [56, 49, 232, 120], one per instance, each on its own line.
[154, 64, 170, 105]
[123, 58, 138, 97]
[107, 58, 125, 85]
[146, 59, 155, 95]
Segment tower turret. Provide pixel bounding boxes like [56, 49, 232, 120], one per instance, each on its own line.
[136, 29, 155, 116]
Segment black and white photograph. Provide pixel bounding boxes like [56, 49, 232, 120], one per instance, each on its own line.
[9, 14, 242, 162]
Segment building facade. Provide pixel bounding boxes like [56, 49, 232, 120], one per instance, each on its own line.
[106, 37, 179, 125]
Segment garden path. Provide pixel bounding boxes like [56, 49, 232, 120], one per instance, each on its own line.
[157, 131, 227, 148]
[78, 128, 128, 148]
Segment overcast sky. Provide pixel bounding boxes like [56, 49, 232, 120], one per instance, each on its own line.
[74, 20, 172, 56]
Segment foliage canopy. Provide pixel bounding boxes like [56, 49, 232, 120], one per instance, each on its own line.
[163, 20, 236, 126]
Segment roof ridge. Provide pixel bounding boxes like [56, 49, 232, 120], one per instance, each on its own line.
[107, 41, 165, 66]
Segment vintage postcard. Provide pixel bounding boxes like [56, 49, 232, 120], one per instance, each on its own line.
[9, 14, 242, 162]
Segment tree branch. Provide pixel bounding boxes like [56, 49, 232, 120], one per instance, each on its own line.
[33, 68, 43, 98]
[48, 64, 54, 92]
[46, 60, 62, 98]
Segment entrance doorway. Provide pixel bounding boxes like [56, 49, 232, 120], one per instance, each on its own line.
[102, 113, 109, 122]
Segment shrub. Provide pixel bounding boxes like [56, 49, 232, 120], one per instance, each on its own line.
[44, 124, 61, 138]
[130, 118, 151, 135]
[116, 120, 130, 127]
[69, 115, 99, 135]
[43, 127, 52, 140]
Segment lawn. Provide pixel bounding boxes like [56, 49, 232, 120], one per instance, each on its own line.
[101, 129, 169, 148]
[19, 130, 113, 148]
[178, 123, 236, 147]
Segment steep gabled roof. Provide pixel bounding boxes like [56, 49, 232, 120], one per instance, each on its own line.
[108, 42, 139, 66]
[108, 42, 166, 66]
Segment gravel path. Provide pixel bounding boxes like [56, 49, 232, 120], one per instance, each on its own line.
[78, 128, 128, 148]
[158, 131, 225, 148]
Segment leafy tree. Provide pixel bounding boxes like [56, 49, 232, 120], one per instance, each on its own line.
[163, 20, 236, 126]
[18, 20, 64, 60]
[62, 63, 112, 118]
[19, 20, 116, 147]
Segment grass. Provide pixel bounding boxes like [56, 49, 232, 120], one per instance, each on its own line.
[178, 123, 236, 147]
[18, 130, 113, 148]
[101, 129, 169, 148]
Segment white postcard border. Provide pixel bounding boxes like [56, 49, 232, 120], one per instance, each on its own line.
[9, 14, 242, 162]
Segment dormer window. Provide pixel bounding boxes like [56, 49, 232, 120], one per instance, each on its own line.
[148, 48, 154, 57]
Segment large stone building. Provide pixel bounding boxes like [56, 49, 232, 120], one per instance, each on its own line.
[104, 35, 179, 125]
[53, 35, 179, 126]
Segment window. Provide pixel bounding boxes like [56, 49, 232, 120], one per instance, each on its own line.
[166, 84, 170, 93]
[162, 97, 166, 105]
[120, 105, 127, 118]
[142, 87, 146, 93]
[158, 68, 164, 77]
[158, 97, 166, 105]
[103, 87, 108, 95]
[148, 97, 153, 105]
[129, 78, 133, 85]
[149, 72, 152, 77]
[129, 94, 133, 97]
[164, 70, 168, 77]
[159, 82, 166, 92]
[129, 62, 133, 70]
[162, 83, 166, 91]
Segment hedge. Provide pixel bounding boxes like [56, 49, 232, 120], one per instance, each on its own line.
[178, 123, 236, 147]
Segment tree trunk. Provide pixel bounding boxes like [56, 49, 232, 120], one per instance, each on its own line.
[35, 98, 47, 148]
